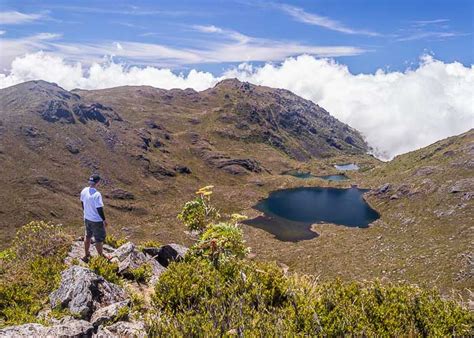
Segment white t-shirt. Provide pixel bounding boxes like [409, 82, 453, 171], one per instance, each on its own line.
[80, 187, 104, 222]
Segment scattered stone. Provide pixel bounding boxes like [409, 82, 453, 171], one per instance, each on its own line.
[374, 183, 391, 195]
[90, 300, 130, 327]
[174, 165, 191, 174]
[66, 142, 80, 154]
[450, 178, 474, 193]
[110, 188, 135, 200]
[50, 265, 127, 320]
[414, 166, 438, 176]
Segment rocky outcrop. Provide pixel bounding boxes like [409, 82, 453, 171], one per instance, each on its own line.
[192, 135, 264, 175]
[50, 266, 127, 320]
[40, 100, 76, 124]
[111, 242, 166, 283]
[0, 319, 94, 337]
[90, 300, 130, 327]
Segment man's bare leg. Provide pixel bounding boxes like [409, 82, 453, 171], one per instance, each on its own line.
[83, 236, 92, 261]
[95, 242, 111, 260]
[95, 241, 103, 256]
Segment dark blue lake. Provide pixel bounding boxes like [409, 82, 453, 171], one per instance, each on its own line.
[335, 163, 359, 171]
[244, 187, 379, 242]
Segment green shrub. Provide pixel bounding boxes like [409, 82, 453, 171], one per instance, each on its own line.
[177, 186, 219, 232]
[88, 256, 123, 286]
[0, 221, 70, 327]
[129, 264, 152, 284]
[148, 258, 473, 336]
[104, 234, 127, 249]
[193, 222, 248, 266]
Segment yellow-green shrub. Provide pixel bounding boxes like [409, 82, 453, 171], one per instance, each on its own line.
[88, 256, 123, 286]
[148, 258, 473, 336]
[104, 234, 127, 249]
[0, 221, 70, 327]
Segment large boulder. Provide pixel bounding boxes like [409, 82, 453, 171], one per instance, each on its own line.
[90, 300, 130, 328]
[0, 319, 94, 337]
[50, 265, 127, 320]
[94, 321, 146, 338]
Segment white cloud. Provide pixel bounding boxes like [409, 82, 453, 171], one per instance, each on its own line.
[0, 11, 44, 24]
[0, 52, 472, 160]
[0, 31, 5, 35]
[276, 4, 380, 36]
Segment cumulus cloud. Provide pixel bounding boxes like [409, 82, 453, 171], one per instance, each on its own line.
[0, 52, 472, 160]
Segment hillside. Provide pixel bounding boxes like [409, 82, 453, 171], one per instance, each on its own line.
[249, 129, 473, 298]
[0, 79, 367, 243]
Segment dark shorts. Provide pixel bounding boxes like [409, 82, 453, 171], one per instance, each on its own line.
[84, 219, 106, 243]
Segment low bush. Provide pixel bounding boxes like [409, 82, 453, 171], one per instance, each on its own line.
[88, 256, 123, 286]
[0, 221, 70, 327]
[128, 264, 152, 284]
[148, 258, 473, 336]
[192, 222, 248, 266]
[104, 234, 127, 249]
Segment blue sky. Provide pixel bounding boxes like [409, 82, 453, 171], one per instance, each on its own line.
[0, 0, 472, 74]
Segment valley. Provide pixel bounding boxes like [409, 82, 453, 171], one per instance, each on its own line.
[0, 79, 472, 300]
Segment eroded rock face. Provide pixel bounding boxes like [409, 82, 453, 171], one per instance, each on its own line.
[40, 100, 76, 124]
[192, 135, 264, 175]
[49, 265, 127, 320]
[0, 319, 94, 337]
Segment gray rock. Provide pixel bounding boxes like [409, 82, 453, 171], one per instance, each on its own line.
[65, 240, 115, 265]
[50, 265, 127, 320]
[155, 243, 189, 268]
[95, 321, 146, 338]
[451, 178, 474, 193]
[110, 188, 135, 200]
[0, 319, 94, 337]
[90, 300, 130, 327]
[111, 242, 135, 262]
[112, 242, 166, 283]
[373, 183, 391, 195]
[0, 324, 46, 337]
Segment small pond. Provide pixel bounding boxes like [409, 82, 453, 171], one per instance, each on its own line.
[282, 170, 313, 179]
[334, 163, 359, 171]
[318, 174, 348, 181]
[244, 187, 379, 242]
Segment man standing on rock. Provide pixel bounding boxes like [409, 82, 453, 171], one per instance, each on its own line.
[80, 174, 109, 262]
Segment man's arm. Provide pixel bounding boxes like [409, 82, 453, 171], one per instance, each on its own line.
[97, 207, 106, 222]
[81, 202, 84, 210]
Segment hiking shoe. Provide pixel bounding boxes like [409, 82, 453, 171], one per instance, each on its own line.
[81, 255, 91, 263]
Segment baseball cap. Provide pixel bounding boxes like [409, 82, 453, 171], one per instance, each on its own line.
[89, 174, 101, 184]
